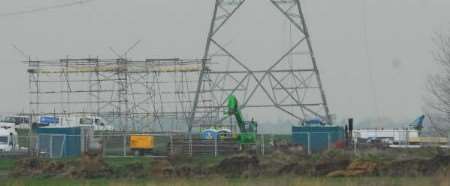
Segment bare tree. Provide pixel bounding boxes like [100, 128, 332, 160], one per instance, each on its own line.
[425, 31, 450, 136]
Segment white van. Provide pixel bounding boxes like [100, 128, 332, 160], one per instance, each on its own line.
[0, 116, 30, 129]
[37, 115, 114, 131]
[0, 123, 18, 152]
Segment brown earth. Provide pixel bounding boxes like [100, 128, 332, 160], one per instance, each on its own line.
[214, 154, 260, 177]
[10, 152, 450, 179]
[327, 155, 450, 177]
[150, 159, 174, 177]
[377, 155, 450, 177]
[327, 161, 378, 177]
[11, 153, 113, 179]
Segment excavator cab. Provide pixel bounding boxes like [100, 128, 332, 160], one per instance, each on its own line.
[239, 121, 257, 144]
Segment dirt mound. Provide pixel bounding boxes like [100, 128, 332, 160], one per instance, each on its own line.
[378, 155, 450, 176]
[150, 159, 175, 177]
[277, 162, 312, 175]
[277, 159, 350, 176]
[174, 165, 209, 177]
[275, 150, 351, 176]
[74, 153, 112, 178]
[11, 158, 68, 177]
[214, 155, 259, 177]
[11, 154, 113, 179]
[66, 153, 113, 178]
[328, 155, 450, 177]
[315, 159, 351, 176]
[327, 161, 378, 177]
[111, 162, 147, 178]
[11, 152, 450, 179]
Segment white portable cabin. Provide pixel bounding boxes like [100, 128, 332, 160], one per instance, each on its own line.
[353, 128, 419, 144]
[37, 115, 114, 131]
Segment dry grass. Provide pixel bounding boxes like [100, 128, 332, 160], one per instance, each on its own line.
[4, 176, 440, 186]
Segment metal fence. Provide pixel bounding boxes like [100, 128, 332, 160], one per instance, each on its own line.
[11, 133, 277, 158]
[9, 130, 450, 159]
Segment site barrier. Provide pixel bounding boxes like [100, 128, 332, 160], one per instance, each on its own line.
[8, 133, 275, 158]
[3, 131, 449, 159]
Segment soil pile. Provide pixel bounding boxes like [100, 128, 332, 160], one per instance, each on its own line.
[11, 154, 113, 179]
[327, 155, 450, 177]
[150, 159, 174, 177]
[10, 152, 450, 179]
[214, 155, 260, 177]
[11, 158, 67, 177]
[327, 161, 378, 177]
[275, 150, 351, 176]
[69, 153, 113, 178]
[378, 155, 450, 176]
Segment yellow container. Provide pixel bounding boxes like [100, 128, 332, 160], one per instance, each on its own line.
[129, 135, 155, 150]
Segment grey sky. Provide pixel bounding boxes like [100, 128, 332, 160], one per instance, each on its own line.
[0, 0, 449, 123]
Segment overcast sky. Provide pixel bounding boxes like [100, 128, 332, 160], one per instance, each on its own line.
[0, 0, 449, 124]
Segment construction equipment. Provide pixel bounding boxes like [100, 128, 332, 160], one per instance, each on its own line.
[0, 122, 18, 152]
[129, 134, 154, 156]
[226, 95, 257, 144]
[408, 115, 425, 131]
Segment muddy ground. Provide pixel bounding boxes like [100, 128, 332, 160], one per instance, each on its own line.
[9, 148, 450, 179]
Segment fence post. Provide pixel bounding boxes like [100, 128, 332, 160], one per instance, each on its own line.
[169, 134, 174, 155]
[189, 134, 193, 157]
[214, 137, 218, 157]
[49, 135, 53, 158]
[328, 132, 331, 150]
[61, 135, 66, 158]
[261, 134, 265, 156]
[123, 133, 127, 157]
[407, 128, 410, 146]
[36, 135, 40, 158]
[102, 134, 106, 157]
[353, 132, 357, 154]
[307, 132, 311, 155]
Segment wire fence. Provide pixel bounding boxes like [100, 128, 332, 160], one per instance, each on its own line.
[3, 131, 449, 159]
[7, 132, 334, 158]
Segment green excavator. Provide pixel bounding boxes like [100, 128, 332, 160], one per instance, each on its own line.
[226, 95, 257, 144]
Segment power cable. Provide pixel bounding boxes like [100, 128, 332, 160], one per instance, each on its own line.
[362, 0, 381, 123]
[0, 0, 96, 18]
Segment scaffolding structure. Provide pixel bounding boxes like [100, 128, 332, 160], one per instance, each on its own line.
[27, 0, 331, 132]
[27, 58, 205, 131]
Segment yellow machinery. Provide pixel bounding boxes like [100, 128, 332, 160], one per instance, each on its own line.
[129, 134, 155, 156]
[409, 137, 448, 145]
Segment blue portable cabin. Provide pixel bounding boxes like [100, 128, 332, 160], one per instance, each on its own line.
[200, 128, 219, 140]
[38, 115, 60, 126]
[292, 123, 345, 153]
[34, 127, 82, 157]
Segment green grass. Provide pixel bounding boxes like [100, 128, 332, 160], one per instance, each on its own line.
[0, 158, 16, 171]
[3, 176, 444, 186]
[104, 157, 153, 168]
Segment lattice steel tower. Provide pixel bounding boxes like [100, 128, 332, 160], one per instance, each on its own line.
[190, 0, 331, 130]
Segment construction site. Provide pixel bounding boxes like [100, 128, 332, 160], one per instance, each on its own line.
[0, 0, 449, 185]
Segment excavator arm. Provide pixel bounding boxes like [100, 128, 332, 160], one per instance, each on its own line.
[226, 95, 257, 144]
[227, 95, 246, 133]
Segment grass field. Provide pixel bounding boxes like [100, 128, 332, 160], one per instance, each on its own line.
[3, 176, 447, 186]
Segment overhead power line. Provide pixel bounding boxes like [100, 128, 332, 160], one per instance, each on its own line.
[362, 0, 381, 122]
[0, 0, 96, 18]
